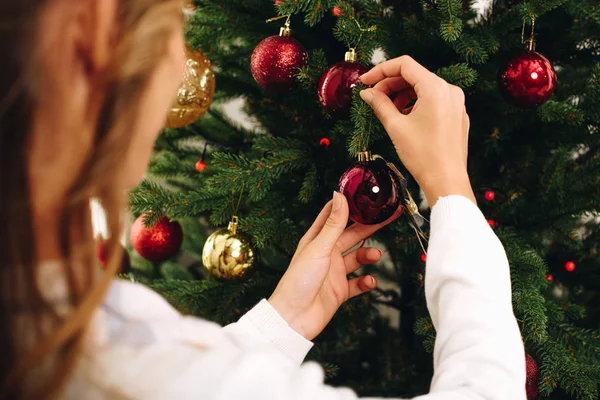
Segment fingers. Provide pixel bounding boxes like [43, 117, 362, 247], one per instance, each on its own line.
[392, 88, 417, 112]
[360, 55, 437, 96]
[314, 192, 350, 253]
[337, 206, 403, 253]
[343, 247, 382, 274]
[347, 275, 377, 299]
[295, 200, 334, 256]
[360, 89, 403, 131]
[373, 76, 410, 95]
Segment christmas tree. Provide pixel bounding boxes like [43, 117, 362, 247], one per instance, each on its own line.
[125, 0, 600, 398]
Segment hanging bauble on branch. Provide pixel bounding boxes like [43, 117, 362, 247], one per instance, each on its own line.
[131, 215, 183, 262]
[202, 216, 256, 280]
[250, 17, 309, 91]
[525, 353, 539, 400]
[318, 48, 370, 117]
[339, 151, 403, 225]
[497, 20, 556, 109]
[165, 47, 215, 128]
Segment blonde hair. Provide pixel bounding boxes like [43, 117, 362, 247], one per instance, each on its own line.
[0, 0, 183, 397]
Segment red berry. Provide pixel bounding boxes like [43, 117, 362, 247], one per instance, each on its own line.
[333, 6, 343, 16]
[319, 137, 331, 148]
[421, 253, 427, 262]
[546, 274, 553, 282]
[195, 159, 206, 172]
[484, 190, 495, 201]
[565, 261, 576, 272]
[275, 0, 284, 5]
[487, 219, 498, 228]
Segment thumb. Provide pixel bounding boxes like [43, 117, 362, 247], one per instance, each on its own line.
[315, 192, 349, 253]
[360, 88, 403, 130]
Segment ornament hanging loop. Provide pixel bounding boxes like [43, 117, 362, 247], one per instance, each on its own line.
[521, 18, 536, 51]
[266, 14, 292, 37]
[228, 216, 239, 235]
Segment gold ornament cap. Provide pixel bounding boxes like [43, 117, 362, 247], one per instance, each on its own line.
[345, 48, 358, 63]
[279, 24, 292, 37]
[357, 150, 373, 162]
[228, 216, 239, 235]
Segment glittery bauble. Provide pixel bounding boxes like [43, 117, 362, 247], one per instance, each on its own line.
[497, 50, 556, 109]
[202, 226, 255, 280]
[165, 48, 215, 128]
[525, 353, 539, 400]
[96, 239, 132, 274]
[130, 215, 183, 262]
[251, 35, 309, 91]
[338, 159, 402, 225]
[318, 61, 369, 117]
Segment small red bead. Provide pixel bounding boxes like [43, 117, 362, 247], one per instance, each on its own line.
[421, 253, 427, 263]
[195, 159, 206, 172]
[484, 190, 495, 201]
[487, 219, 498, 228]
[333, 6, 343, 16]
[565, 261, 576, 272]
[546, 274, 553, 282]
[319, 137, 331, 148]
[275, 0, 284, 5]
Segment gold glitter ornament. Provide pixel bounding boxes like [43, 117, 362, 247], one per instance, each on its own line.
[202, 217, 256, 280]
[165, 47, 215, 129]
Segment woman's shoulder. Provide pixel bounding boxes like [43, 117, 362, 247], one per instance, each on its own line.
[102, 279, 179, 321]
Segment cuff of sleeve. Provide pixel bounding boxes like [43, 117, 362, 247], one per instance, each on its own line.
[430, 195, 488, 236]
[243, 299, 313, 365]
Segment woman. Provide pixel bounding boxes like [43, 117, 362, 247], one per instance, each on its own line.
[0, 0, 525, 398]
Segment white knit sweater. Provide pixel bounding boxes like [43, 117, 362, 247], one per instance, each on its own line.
[64, 196, 526, 399]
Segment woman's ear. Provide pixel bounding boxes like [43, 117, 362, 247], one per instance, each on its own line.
[75, 0, 118, 73]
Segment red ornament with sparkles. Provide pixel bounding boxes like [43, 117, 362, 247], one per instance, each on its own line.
[319, 137, 331, 148]
[565, 261, 576, 272]
[339, 151, 402, 225]
[131, 215, 183, 262]
[484, 190, 495, 201]
[250, 25, 309, 91]
[497, 50, 556, 109]
[96, 239, 132, 274]
[318, 49, 369, 117]
[525, 353, 539, 400]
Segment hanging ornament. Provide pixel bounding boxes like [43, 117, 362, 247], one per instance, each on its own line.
[166, 47, 216, 128]
[564, 260, 576, 272]
[484, 190, 495, 201]
[195, 142, 208, 172]
[130, 215, 183, 262]
[525, 353, 539, 400]
[250, 18, 309, 91]
[202, 216, 256, 280]
[96, 239, 132, 274]
[319, 137, 331, 148]
[497, 20, 556, 109]
[318, 48, 370, 117]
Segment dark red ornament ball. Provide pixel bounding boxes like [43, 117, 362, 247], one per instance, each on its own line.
[488, 219, 498, 228]
[251, 35, 309, 91]
[319, 137, 331, 148]
[338, 159, 402, 225]
[525, 353, 539, 400]
[546, 273, 553, 282]
[131, 215, 183, 262]
[484, 190, 495, 201]
[565, 261, 576, 272]
[96, 239, 132, 274]
[497, 50, 556, 109]
[333, 6, 343, 16]
[195, 159, 206, 172]
[421, 253, 427, 263]
[318, 61, 369, 117]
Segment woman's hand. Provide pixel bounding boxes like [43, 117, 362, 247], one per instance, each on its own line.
[359, 55, 476, 207]
[269, 192, 401, 341]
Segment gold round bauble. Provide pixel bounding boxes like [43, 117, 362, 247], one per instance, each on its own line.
[165, 48, 215, 129]
[202, 224, 255, 280]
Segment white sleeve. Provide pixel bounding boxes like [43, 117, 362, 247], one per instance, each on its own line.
[77, 196, 524, 400]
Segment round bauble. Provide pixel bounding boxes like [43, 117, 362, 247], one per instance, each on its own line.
[339, 153, 402, 225]
[251, 33, 309, 91]
[318, 59, 369, 117]
[166, 48, 215, 128]
[525, 353, 539, 400]
[202, 220, 255, 280]
[497, 50, 556, 109]
[131, 215, 183, 262]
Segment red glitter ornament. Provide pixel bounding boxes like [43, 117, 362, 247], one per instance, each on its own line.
[131, 215, 183, 262]
[565, 261, 576, 272]
[333, 6, 343, 16]
[195, 159, 206, 172]
[497, 50, 556, 109]
[484, 190, 495, 201]
[318, 49, 369, 117]
[525, 353, 539, 400]
[96, 240, 132, 274]
[487, 219, 498, 228]
[546, 273, 553, 282]
[421, 253, 427, 263]
[319, 137, 331, 148]
[338, 151, 402, 225]
[250, 25, 309, 91]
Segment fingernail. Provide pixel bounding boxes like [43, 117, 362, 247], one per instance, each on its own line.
[332, 191, 342, 211]
[376, 249, 383, 259]
[359, 89, 373, 104]
[369, 276, 377, 288]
